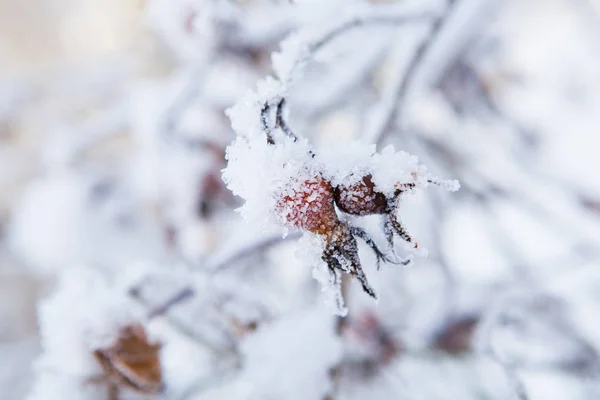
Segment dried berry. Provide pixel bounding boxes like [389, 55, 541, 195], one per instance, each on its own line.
[334, 175, 388, 216]
[93, 324, 163, 399]
[334, 174, 418, 251]
[275, 175, 339, 235]
[275, 175, 381, 299]
[273, 171, 425, 301]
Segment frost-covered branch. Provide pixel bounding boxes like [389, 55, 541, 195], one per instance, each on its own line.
[275, 4, 438, 88]
[224, 0, 459, 315]
[369, 0, 460, 144]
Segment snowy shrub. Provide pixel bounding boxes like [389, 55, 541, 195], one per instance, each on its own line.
[2, 0, 600, 400]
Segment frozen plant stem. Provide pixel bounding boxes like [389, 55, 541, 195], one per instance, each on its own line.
[258, 5, 439, 143]
[287, 10, 438, 85]
[373, 0, 460, 145]
[275, 98, 298, 142]
[146, 287, 195, 319]
[128, 233, 301, 324]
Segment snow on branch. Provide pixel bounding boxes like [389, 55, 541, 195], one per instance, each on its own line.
[223, 0, 459, 315]
[272, 2, 439, 87]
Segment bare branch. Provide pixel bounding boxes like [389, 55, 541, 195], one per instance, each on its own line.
[275, 98, 298, 142]
[285, 8, 437, 85]
[161, 60, 214, 141]
[372, 0, 460, 145]
[146, 287, 195, 319]
[207, 232, 302, 273]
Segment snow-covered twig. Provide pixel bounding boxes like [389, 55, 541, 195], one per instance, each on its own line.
[370, 0, 460, 145]
[249, 3, 439, 143]
[277, 5, 437, 88]
[161, 60, 214, 141]
[146, 287, 195, 319]
[205, 232, 302, 273]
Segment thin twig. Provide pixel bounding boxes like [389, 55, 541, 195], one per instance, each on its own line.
[161, 59, 213, 141]
[261, 103, 276, 144]
[307, 12, 434, 62]
[208, 232, 302, 273]
[130, 289, 233, 354]
[373, 0, 459, 145]
[275, 98, 298, 142]
[147, 287, 195, 319]
[261, 6, 436, 145]
[290, 6, 437, 84]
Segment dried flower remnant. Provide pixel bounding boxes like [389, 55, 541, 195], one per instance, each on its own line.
[321, 223, 378, 299]
[334, 174, 420, 251]
[92, 324, 163, 400]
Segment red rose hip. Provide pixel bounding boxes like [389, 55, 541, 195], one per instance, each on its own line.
[275, 175, 339, 235]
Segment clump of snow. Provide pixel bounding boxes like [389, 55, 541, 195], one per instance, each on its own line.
[28, 268, 146, 400]
[369, 145, 424, 193]
[320, 142, 413, 191]
[272, 29, 312, 84]
[223, 128, 316, 232]
[225, 77, 284, 140]
[319, 141, 380, 188]
[318, 141, 458, 198]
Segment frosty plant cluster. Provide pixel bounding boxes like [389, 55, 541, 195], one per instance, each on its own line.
[223, 4, 459, 315]
[29, 270, 163, 400]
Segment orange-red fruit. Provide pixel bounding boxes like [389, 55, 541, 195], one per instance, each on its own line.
[275, 176, 339, 235]
[334, 175, 388, 216]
